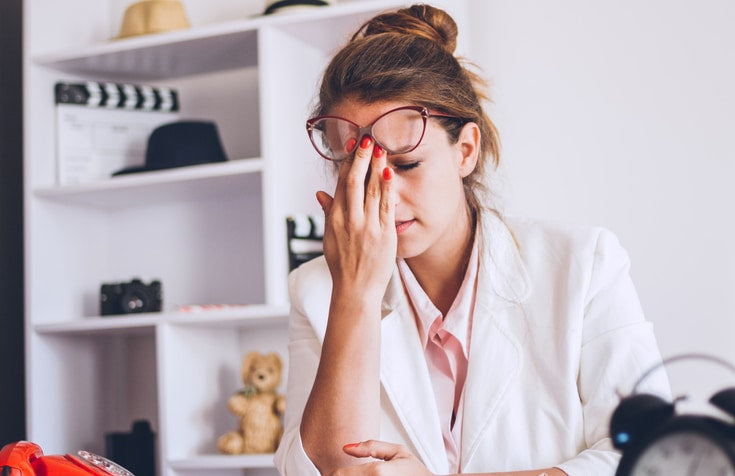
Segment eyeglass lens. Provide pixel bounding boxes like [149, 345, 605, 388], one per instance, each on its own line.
[310, 108, 426, 161]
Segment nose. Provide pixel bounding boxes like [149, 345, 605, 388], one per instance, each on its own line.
[390, 177, 402, 209]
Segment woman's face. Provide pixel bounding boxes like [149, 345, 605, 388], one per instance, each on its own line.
[329, 99, 479, 262]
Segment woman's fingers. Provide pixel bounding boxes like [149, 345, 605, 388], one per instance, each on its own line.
[378, 165, 395, 231]
[363, 144, 386, 222]
[316, 190, 334, 216]
[342, 440, 407, 461]
[344, 135, 375, 220]
[320, 134, 395, 289]
[330, 152, 353, 216]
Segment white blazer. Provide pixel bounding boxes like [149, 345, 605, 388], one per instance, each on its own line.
[274, 212, 669, 475]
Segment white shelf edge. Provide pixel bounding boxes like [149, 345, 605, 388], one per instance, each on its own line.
[33, 158, 263, 199]
[167, 304, 290, 327]
[34, 314, 160, 335]
[31, 0, 406, 67]
[168, 453, 275, 470]
[33, 20, 261, 66]
[33, 304, 290, 335]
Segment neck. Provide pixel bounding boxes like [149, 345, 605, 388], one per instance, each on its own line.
[406, 207, 476, 316]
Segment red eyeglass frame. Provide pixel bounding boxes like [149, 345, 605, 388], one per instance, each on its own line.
[305, 105, 462, 161]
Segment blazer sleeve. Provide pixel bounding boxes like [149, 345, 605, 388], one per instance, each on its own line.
[273, 265, 325, 476]
[556, 229, 670, 475]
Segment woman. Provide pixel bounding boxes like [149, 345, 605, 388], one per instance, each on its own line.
[274, 4, 668, 475]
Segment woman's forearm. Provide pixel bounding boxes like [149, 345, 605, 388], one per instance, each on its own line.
[300, 291, 383, 474]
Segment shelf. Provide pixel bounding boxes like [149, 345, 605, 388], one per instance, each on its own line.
[33, 159, 263, 208]
[33, 23, 259, 80]
[169, 453, 275, 470]
[33, 305, 290, 335]
[31, 0, 406, 81]
[168, 304, 290, 327]
[34, 314, 159, 336]
[24, 1, 410, 472]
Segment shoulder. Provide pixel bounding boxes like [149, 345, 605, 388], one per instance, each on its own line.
[498, 215, 628, 265]
[287, 256, 332, 318]
[481, 213, 633, 295]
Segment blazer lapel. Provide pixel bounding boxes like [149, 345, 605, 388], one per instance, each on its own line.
[460, 296, 524, 466]
[460, 212, 531, 466]
[380, 270, 449, 474]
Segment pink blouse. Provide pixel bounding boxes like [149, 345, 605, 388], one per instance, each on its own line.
[397, 234, 479, 472]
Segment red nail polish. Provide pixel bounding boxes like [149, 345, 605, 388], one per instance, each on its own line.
[360, 136, 372, 149]
[383, 166, 392, 181]
[345, 138, 357, 153]
[373, 145, 384, 158]
[343, 442, 360, 450]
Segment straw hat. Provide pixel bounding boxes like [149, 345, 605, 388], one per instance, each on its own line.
[117, 0, 190, 39]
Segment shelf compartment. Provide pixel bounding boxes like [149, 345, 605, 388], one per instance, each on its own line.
[27, 332, 158, 457]
[33, 25, 259, 81]
[30, 1, 405, 81]
[33, 159, 263, 209]
[157, 323, 288, 464]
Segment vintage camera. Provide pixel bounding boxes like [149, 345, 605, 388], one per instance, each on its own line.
[0, 441, 133, 475]
[100, 278, 162, 316]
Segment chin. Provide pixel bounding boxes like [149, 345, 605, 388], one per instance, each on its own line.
[396, 240, 428, 261]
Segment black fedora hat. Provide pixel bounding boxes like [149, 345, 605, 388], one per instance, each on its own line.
[263, 0, 330, 15]
[113, 120, 227, 176]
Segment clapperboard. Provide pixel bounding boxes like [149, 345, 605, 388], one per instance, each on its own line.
[286, 215, 324, 271]
[54, 81, 180, 185]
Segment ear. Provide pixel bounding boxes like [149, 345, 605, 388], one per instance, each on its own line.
[456, 122, 480, 178]
[242, 351, 259, 374]
[266, 352, 282, 372]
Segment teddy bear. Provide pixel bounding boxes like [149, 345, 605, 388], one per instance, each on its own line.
[217, 351, 286, 454]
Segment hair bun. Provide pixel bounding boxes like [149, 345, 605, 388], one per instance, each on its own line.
[355, 4, 458, 54]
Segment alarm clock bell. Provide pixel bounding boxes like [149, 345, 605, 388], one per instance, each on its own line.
[610, 354, 735, 476]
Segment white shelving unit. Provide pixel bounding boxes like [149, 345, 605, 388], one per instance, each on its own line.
[24, 1, 470, 474]
[22, 1, 410, 475]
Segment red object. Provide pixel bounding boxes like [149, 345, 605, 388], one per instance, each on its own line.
[0, 441, 129, 475]
[383, 166, 393, 181]
[360, 136, 372, 149]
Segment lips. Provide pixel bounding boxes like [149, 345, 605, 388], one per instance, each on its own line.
[395, 219, 414, 234]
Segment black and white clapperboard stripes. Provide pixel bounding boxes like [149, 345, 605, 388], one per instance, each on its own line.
[55, 81, 179, 111]
[54, 81, 180, 185]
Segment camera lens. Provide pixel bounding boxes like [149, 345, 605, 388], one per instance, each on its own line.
[121, 289, 148, 313]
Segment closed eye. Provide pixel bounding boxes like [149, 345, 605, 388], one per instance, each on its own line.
[393, 161, 420, 171]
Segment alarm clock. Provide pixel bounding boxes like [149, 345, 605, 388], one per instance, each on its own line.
[610, 354, 735, 476]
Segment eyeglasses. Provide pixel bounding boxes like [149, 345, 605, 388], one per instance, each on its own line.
[306, 105, 461, 162]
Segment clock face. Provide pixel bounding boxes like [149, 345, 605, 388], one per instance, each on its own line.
[631, 432, 735, 476]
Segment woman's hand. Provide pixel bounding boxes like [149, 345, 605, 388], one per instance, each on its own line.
[301, 137, 395, 473]
[331, 440, 434, 476]
[316, 136, 396, 302]
[332, 440, 570, 476]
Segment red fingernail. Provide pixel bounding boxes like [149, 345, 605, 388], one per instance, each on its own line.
[383, 167, 392, 181]
[373, 145, 384, 158]
[343, 442, 360, 450]
[345, 138, 357, 153]
[360, 136, 372, 149]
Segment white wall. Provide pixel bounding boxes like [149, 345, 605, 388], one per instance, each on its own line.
[468, 0, 735, 389]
